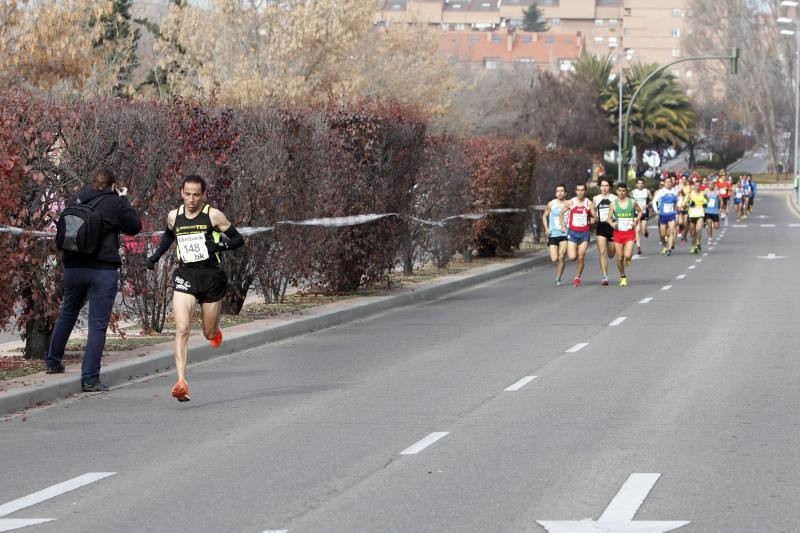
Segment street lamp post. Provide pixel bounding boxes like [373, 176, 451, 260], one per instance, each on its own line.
[778, 1, 800, 202]
[610, 43, 633, 182]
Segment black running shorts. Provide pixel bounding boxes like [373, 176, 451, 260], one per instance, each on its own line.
[173, 266, 227, 303]
[596, 222, 614, 241]
[548, 235, 568, 246]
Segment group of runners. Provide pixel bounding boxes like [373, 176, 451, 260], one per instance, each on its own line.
[542, 170, 757, 287]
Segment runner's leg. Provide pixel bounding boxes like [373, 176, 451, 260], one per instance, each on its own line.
[173, 291, 197, 385]
[597, 236, 609, 279]
[576, 241, 588, 279]
[200, 300, 223, 340]
[557, 240, 567, 281]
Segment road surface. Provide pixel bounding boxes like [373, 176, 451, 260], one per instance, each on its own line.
[1, 192, 799, 533]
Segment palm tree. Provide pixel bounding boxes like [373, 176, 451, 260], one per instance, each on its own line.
[618, 63, 694, 165]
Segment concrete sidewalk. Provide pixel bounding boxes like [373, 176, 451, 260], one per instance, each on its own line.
[0, 250, 550, 416]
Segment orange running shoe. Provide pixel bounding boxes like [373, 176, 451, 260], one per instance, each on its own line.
[209, 328, 223, 349]
[171, 379, 191, 402]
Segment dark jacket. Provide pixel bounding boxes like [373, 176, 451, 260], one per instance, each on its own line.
[62, 186, 142, 269]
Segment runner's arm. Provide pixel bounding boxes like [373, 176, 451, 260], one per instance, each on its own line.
[146, 210, 178, 270]
[608, 202, 616, 229]
[542, 203, 551, 236]
[209, 208, 244, 252]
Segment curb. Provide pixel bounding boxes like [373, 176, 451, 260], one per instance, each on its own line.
[1, 251, 551, 415]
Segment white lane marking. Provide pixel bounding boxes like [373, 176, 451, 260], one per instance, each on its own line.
[709, 247, 715, 251]
[790, 224, 800, 227]
[761, 224, 775, 228]
[688, 265, 696, 270]
[733, 224, 748, 227]
[695, 259, 702, 263]
[757, 253, 786, 260]
[262, 530, 288, 533]
[565, 342, 589, 353]
[504, 375, 538, 391]
[537, 473, 690, 532]
[639, 297, 653, 304]
[609, 317, 627, 327]
[0, 473, 116, 532]
[702, 252, 708, 256]
[400, 432, 449, 455]
[0, 473, 116, 518]
[661, 285, 672, 291]
[676, 274, 686, 280]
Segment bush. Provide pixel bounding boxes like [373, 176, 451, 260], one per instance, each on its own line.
[467, 137, 535, 257]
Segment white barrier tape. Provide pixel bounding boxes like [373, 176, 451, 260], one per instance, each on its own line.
[0, 225, 54, 238]
[0, 209, 529, 240]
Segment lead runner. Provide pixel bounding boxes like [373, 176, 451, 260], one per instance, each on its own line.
[146, 175, 244, 402]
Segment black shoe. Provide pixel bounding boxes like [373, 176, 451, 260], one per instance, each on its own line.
[45, 363, 65, 374]
[81, 381, 109, 392]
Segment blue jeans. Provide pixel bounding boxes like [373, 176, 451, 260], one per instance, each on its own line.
[46, 268, 118, 384]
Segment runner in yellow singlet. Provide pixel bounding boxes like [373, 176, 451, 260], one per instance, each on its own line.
[685, 181, 708, 255]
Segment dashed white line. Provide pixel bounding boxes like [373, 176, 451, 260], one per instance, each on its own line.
[702, 252, 708, 256]
[688, 265, 696, 270]
[0, 473, 116, 519]
[504, 375, 538, 391]
[262, 530, 288, 533]
[661, 285, 672, 291]
[639, 297, 653, 304]
[733, 224, 748, 228]
[761, 224, 775, 228]
[695, 259, 702, 263]
[676, 274, 686, 280]
[790, 224, 800, 227]
[400, 432, 449, 455]
[566, 342, 589, 353]
[609, 316, 627, 327]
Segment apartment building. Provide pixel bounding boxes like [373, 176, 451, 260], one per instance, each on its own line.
[378, 0, 691, 79]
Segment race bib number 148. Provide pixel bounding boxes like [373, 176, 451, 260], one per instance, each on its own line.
[177, 234, 209, 263]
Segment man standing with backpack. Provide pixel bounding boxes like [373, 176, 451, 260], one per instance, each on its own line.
[45, 168, 142, 391]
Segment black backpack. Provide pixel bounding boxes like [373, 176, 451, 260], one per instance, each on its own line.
[55, 194, 113, 255]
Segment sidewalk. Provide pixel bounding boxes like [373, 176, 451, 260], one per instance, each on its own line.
[0, 250, 550, 416]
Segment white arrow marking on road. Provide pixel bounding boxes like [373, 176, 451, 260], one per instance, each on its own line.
[760, 224, 775, 228]
[400, 432, 449, 455]
[566, 343, 589, 353]
[0, 472, 115, 532]
[757, 253, 786, 260]
[639, 297, 653, 304]
[505, 375, 538, 391]
[609, 317, 627, 327]
[537, 473, 690, 533]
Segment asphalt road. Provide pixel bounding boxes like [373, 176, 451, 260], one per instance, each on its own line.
[2, 192, 799, 533]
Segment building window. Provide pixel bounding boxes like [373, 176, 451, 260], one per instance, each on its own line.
[492, 34, 502, 43]
[608, 36, 619, 47]
[545, 36, 555, 44]
[595, 19, 604, 27]
[672, 48, 680, 57]
[559, 60, 575, 72]
[564, 37, 572, 44]
[442, 24, 450, 31]
[455, 23, 465, 30]
[672, 28, 681, 37]
[485, 58, 501, 69]
[609, 19, 619, 28]
[469, 35, 480, 43]
[552, 18, 561, 26]
[522, 35, 533, 43]
[594, 36, 604, 45]
[541, 0, 557, 5]
[672, 8, 682, 17]
[515, 58, 535, 68]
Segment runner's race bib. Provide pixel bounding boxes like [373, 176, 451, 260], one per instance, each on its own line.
[720, 188, 727, 195]
[688, 206, 704, 218]
[177, 233, 209, 263]
[598, 207, 610, 223]
[636, 198, 647, 208]
[735, 191, 743, 198]
[618, 218, 634, 231]
[573, 212, 588, 227]
[552, 215, 563, 231]
[663, 203, 675, 214]
[708, 198, 716, 208]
